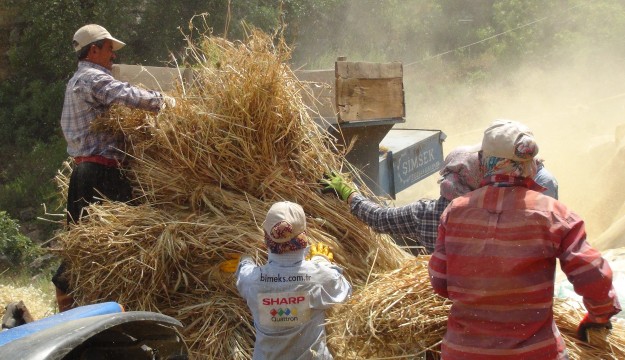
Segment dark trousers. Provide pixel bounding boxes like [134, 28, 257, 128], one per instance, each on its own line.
[66, 161, 132, 224]
[53, 161, 133, 295]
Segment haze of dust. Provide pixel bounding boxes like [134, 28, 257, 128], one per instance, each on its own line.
[394, 54, 625, 251]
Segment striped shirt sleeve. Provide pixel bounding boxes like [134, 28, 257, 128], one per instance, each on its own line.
[557, 212, 621, 321]
[428, 209, 449, 298]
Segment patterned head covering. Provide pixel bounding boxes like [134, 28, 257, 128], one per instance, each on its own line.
[482, 156, 538, 178]
[438, 145, 484, 201]
[264, 231, 308, 254]
[481, 120, 539, 178]
[263, 201, 308, 254]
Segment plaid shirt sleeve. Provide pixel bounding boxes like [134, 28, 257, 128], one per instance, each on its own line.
[91, 72, 163, 111]
[61, 62, 165, 159]
[349, 194, 450, 253]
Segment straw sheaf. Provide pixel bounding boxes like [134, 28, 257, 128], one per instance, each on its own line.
[107, 30, 409, 280]
[51, 26, 625, 359]
[54, 27, 411, 358]
[162, 292, 255, 359]
[326, 259, 625, 360]
[326, 258, 449, 359]
[553, 298, 625, 359]
[54, 202, 254, 309]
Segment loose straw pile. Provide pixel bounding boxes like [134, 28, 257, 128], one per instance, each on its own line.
[553, 299, 625, 360]
[54, 24, 623, 360]
[326, 257, 449, 359]
[53, 25, 411, 359]
[326, 258, 625, 360]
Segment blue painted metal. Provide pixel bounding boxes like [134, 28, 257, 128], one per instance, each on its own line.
[0, 302, 187, 360]
[0, 311, 186, 360]
[0, 301, 124, 347]
[379, 129, 446, 198]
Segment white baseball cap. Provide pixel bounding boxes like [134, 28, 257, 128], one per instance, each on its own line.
[481, 119, 539, 162]
[262, 201, 306, 243]
[73, 24, 126, 52]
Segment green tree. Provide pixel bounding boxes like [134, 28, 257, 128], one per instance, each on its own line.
[0, 211, 42, 270]
[0, 0, 303, 225]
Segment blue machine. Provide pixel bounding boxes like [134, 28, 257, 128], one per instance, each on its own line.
[379, 128, 446, 198]
[0, 302, 188, 360]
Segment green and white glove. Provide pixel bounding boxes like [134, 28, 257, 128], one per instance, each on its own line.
[320, 171, 357, 202]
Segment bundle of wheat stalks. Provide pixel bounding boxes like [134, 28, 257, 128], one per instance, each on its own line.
[53, 26, 410, 359]
[326, 259, 449, 359]
[53, 25, 624, 359]
[326, 257, 625, 360]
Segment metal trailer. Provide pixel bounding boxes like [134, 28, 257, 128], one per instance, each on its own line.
[112, 59, 445, 200]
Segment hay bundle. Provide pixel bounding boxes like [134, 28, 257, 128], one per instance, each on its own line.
[326, 259, 625, 360]
[553, 299, 625, 360]
[326, 257, 448, 359]
[53, 26, 412, 358]
[166, 292, 255, 359]
[57, 201, 259, 311]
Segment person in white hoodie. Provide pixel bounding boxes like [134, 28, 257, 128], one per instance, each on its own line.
[222, 201, 351, 359]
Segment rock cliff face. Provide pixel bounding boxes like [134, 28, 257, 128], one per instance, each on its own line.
[0, 7, 20, 80]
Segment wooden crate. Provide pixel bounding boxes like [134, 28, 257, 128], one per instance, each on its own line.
[335, 61, 405, 123]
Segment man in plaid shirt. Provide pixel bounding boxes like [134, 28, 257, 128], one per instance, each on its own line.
[61, 24, 175, 224]
[321, 145, 483, 254]
[321, 138, 558, 255]
[54, 24, 175, 311]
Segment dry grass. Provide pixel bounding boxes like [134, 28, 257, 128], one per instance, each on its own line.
[554, 299, 625, 360]
[0, 284, 55, 321]
[327, 257, 448, 359]
[326, 259, 625, 360]
[51, 24, 624, 360]
[52, 26, 411, 359]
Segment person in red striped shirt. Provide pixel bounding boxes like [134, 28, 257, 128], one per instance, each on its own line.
[428, 119, 620, 360]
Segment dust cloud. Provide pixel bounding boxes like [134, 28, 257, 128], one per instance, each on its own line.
[293, 1, 625, 249]
[395, 53, 625, 249]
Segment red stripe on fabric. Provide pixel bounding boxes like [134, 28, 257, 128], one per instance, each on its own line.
[442, 336, 559, 359]
[74, 155, 120, 168]
[448, 283, 553, 299]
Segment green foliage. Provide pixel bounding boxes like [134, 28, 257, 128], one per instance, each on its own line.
[0, 211, 42, 269]
[550, 0, 625, 62]
[0, 80, 66, 146]
[128, 0, 292, 66]
[0, 136, 67, 221]
[477, 0, 625, 71]
[286, 0, 436, 67]
[6, 0, 141, 80]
